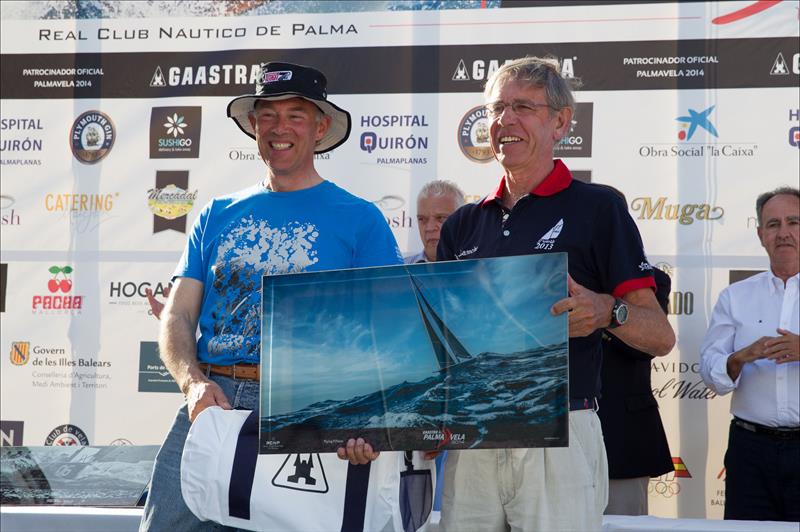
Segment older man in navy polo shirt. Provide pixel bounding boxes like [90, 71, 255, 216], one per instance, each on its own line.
[436, 57, 675, 532]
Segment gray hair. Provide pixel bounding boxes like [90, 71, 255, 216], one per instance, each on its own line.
[756, 186, 800, 226]
[483, 56, 582, 114]
[418, 180, 466, 207]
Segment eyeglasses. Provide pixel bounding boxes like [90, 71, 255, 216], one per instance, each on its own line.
[484, 100, 555, 118]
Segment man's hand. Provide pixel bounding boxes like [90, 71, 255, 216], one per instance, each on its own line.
[336, 438, 380, 465]
[184, 378, 232, 422]
[726, 335, 778, 380]
[765, 328, 800, 364]
[145, 285, 170, 320]
[550, 275, 614, 337]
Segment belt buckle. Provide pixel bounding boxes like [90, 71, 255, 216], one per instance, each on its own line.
[739, 420, 756, 433]
[231, 364, 238, 380]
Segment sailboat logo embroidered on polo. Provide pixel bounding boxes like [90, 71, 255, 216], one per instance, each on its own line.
[534, 219, 563, 251]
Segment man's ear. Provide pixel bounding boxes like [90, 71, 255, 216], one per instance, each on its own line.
[316, 115, 331, 142]
[553, 106, 573, 142]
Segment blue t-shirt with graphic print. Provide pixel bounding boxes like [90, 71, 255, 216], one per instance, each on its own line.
[173, 180, 403, 365]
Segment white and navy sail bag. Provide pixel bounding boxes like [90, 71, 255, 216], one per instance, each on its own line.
[181, 407, 435, 532]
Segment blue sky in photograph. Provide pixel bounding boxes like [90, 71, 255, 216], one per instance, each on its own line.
[261, 254, 567, 416]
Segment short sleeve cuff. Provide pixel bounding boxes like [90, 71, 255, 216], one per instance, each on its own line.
[612, 276, 657, 298]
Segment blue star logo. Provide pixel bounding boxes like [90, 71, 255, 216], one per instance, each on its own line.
[676, 106, 718, 141]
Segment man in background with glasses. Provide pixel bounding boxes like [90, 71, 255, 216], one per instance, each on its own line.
[436, 56, 675, 532]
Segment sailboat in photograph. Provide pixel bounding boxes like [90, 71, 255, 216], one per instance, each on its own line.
[408, 274, 472, 371]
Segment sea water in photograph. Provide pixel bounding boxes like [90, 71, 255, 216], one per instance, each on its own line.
[260, 254, 568, 454]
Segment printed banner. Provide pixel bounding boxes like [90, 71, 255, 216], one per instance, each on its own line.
[1, 37, 797, 99]
[1, 0, 798, 519]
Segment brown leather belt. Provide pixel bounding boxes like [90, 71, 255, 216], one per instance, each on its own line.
[199, 362, 260, 381]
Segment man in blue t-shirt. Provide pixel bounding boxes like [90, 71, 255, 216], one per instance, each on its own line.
[140, 62, 402, 532]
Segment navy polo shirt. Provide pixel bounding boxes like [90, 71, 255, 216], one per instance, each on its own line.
[437, 159, 655, 400]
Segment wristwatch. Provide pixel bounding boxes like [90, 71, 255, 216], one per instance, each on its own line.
[607, 297, 629, 329]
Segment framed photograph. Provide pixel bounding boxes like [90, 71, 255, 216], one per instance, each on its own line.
[260, 254, 568, 454]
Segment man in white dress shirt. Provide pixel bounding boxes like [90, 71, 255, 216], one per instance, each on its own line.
[404, 180, 465, 264]
[700, 186, 799, 522]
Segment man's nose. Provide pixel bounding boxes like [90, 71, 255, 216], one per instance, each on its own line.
[777, 223, 794, 238]
[497, 108, 517, 126]
[271, 115, 289, 134]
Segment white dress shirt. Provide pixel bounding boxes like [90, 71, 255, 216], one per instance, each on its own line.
[700, 271, 799, 428]
[403, 251, 427, 264]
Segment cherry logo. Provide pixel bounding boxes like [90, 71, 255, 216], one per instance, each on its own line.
[47, 265, 73, 293]
[33, 268, 83, 312]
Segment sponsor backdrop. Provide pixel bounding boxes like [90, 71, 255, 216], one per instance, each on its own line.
[0, 0, 798, 520]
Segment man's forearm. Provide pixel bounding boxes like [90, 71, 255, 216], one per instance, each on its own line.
[723, 336, 773, 381]
[612, 298, 675, 357]
[159, 311, 203, 395]
[725, 349, 747, 381]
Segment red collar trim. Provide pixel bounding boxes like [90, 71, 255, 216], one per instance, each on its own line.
[482, 160, 573, 206]
[483, 178, 506, 205]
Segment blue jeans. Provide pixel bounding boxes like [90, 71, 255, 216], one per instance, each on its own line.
[139, 374, 260, 532]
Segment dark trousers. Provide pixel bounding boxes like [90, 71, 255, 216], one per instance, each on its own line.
[724, 420, 800, 522]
